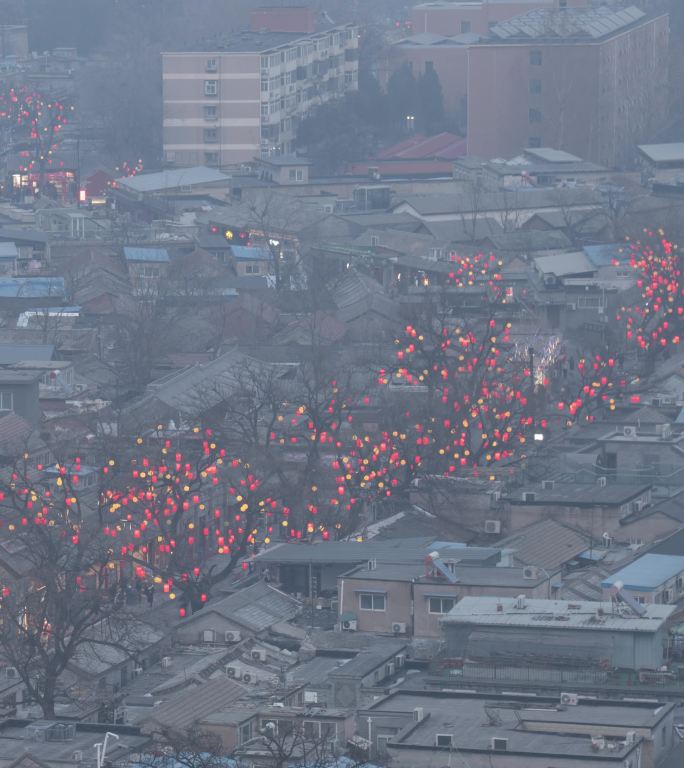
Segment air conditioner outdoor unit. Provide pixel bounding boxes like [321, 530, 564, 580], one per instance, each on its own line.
[523, 566, 539, 580]
[134, 666, 144, 676]
[490, 490, 501, 503]
[225, 630, 242, 643]
[632, 500, 645, 514]
[202, 629, 216, 643]
[242, 672, 253, 683]
[491, 737, 508, 751]
[542, 480, 555, 490]
[160, 656, 172, 669]
[367, 559, 377, 570]
[413, 707, 424, 721]
[598, 476, 607, 487]
[566, 302, 577, 311]
[73, 751, 84, 762]
[392, 622, 407, 634]
[252, 649, 267, 662]
[5, 667, 18, 679]
[625, 730, 637, 745]
[484, 519, 501, 534]
[623, 426, 637, 438]
[522, 492, 536, 502]
[341, 619, 357, 631]
[226, 665, 239, 678]
[395, 654, 406, 667]
[560, 692, 579, 706]
[303, 691, 318, 704]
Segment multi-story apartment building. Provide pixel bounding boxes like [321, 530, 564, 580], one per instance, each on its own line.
[411, 0, 588, 37]
[162, 24, 359, 168]
[466, 5, 669, 166]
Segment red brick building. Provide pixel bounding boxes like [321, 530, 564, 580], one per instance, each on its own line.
[466, 5, 669, 167]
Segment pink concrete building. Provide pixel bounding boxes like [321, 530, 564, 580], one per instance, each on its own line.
[466, 5, 669, 166]
[411, 0, 588, 37]
[162, 24, 358, 168]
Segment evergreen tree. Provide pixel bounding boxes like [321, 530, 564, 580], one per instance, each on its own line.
[418, 65, 446, 135]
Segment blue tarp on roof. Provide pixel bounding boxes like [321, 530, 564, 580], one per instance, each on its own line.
[123, 246, 170, 263]
[230, 245, 272, 261]
[0, 277, 65, 298]
[601, 553, 684, 591]
[0, 344, 54, 364]
[583, 243, 628, 267]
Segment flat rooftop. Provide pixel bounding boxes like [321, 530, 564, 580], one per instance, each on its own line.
[344, 562, 551, 587]
[164, 24, 354, 54]
[504, 482, 650, 507]
[441, 596, 674, 632]
[366, 692, 670, 757]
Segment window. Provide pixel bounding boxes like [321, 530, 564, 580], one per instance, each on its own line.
[261, 78, 269, 92]
[239, 721, 252, 745]
[245, 264, 261, 274]
[529, 108, 542, 123]
[530, 50, 542, 66]
[261, 55, 269, 70]
[460, 21, 471, 34]
[436, 734, 453, 748]
[530, 78, 542, 94]
[204, 105, 218, 120]
[429, 597, 455, 614]
[0, 391, 13, 412]
[204, 128, 218, 143]
[204, 80, 218, 96]
[528, 136, 542, 148]
[206, 57, 218, 72]
[204, 151, 219, 165]
[359, 593, 385, 611]
[288, 169, 304, 181]
[344, 71, 354, 85]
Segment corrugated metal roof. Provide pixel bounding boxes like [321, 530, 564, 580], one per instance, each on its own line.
[230, 245, 272, 261]
[142, 677, 245, 732]
[0, 343, 54, 364]
[0, 242, 18, 260]
[601, 553, 684, 591]
[123, 247, 170, 263]
[0, 277, 65, 299]
[117, 166, 230, 193]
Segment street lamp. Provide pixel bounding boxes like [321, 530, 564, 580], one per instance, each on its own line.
[405, 114, 415, 133]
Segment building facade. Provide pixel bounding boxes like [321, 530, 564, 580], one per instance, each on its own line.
[466, 6, 669, 166]
[411, 1, 588, 37]
[162, 25, 358, 168]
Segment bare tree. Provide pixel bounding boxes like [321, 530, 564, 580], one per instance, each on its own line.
[137, 725, 227, 768]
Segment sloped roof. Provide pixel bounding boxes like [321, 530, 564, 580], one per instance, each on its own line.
[490, 5, 646, 42]
[182, 581, 301, 633]
[141, 677, 246, 733]
[116, 166, 230, 193]
[0, 343, 54, 364]
[497, 519, 590, 570]
[127, 348, 293, 418]
[0, 412, 34, 454]
[377, 132, 466, 161]
[331, 270, 399, 324]
[123, 247, 170, 263]
[0, 277, 65, 299]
